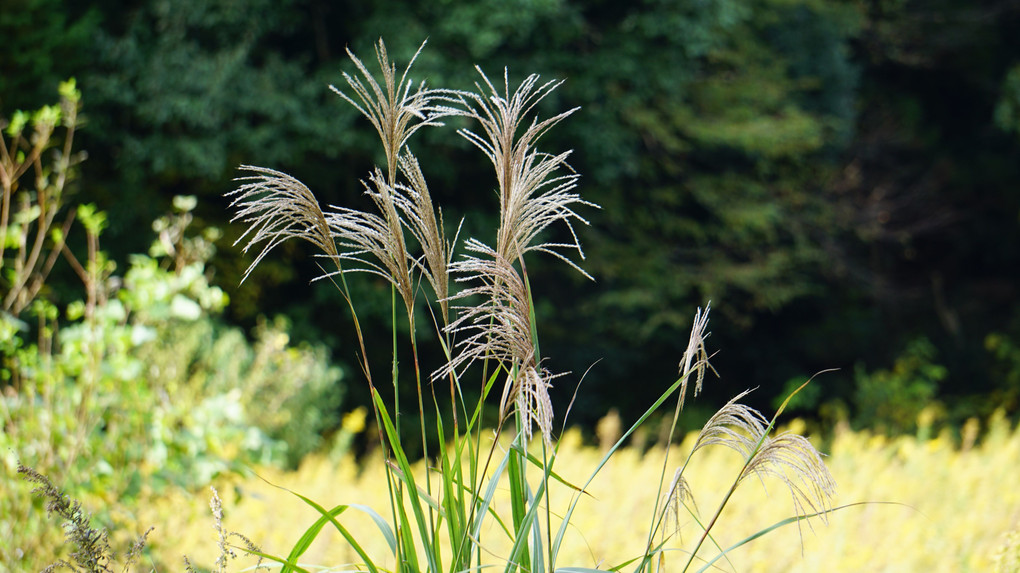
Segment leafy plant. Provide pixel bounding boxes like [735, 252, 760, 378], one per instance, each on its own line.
[0, 78, 83, 320]
[227, 39, 837, 572]
[2, 84, 346, 568]
[18, 463, 273, 573]
[985, 332, 1020, 414]
[853, 337, 947, 435]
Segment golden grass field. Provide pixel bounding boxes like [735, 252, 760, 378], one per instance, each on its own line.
[126, 414, 1020, 573]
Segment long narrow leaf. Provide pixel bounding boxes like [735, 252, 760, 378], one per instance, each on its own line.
[283, 503, 348, 571]
[350, 503, 398, 554]
[518, 447, 590, 497]
[396, 494, 421, 573]
[286, 490, 379, 573]
[503, 478, 550, 573]
[553, 373, 692, 559]
[374, 388, 441, 572]
[238, 546, 312, 573]
[472, 437, 517, 543]
[251, 473, 379, 573]
[694, 502, 899, 573]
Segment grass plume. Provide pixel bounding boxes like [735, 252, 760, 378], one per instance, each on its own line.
[448, 67, 596, 275]
[227, 165, 338, 284]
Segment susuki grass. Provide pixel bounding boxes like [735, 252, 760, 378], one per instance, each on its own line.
[224, 38, 837, 573]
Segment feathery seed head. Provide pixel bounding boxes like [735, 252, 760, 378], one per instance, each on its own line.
[433, 67, 596, 445]
[742, 432, 837, 527]
[693, 390, 769, 459]
[455, 67, 597, 275]
[327, 38, 458, 317]
[330, 39, 457, 182]
[227, 165, 337, 283]
[694, 391, 837, 531]
[664, 468, 696, 541]
[435, 240, 559, 444]
[320, 170, 415, 313]
[678, 303, 713, 410]
[516, 364, 556, 446]
[437, 240, 537, 380]
[394, 153, 454, 319]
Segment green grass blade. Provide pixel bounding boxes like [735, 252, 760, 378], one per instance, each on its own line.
[285, 491, 379, 573]
[471, 437, 516, 543]
[282, 503, 347, 570]
[531, 494, 546, 573]
[519, 448, 588, 497]
[436, 418, 471, 571]
[239, 546, 311, 573]
[694, 502, 902, 573]
[350, 503, 398, 553]
[553, 373, 692, 560]
[374, 387, 440, 572]
[503, 474, 549, 573]
[395, 494, 421, 573]
[251, 473, 379, 573]
[506, 434, 531, 570]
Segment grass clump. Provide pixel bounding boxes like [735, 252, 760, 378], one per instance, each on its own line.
[225, 38, 837, 573]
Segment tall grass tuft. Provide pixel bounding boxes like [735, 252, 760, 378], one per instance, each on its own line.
[226, 38, 836, 573]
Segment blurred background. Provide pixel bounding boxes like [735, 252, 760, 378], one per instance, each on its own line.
[3, 0, 1020, 447]
[6, 1, 1020, 570]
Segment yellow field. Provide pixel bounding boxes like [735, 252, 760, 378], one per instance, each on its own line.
[132, 415, 1020, 573]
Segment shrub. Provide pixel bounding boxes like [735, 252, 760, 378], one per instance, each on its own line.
[2, 85, 344, 569]
[853, 337, 947, 435]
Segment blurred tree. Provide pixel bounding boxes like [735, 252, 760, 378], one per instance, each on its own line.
[80, 0, 351, 255]
[4, 0, 1019, 435]
[824, 0, 1020, 424]
[0, 0, 99, 111]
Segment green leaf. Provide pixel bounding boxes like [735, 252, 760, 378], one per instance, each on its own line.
[58, 78, 81, 105]
[235, 546, 311, 573]
[76, 203, 108, 235]
[6, 110, 28, 137]
[373, 388, 440, 572]
[349, 503, 397, 553]
[251, 473, 380, 573]
[282, 503, 348, 571]
[33, 104, 61, 130]
[172, 194, 198, 212]
[694, 502, 903, 573]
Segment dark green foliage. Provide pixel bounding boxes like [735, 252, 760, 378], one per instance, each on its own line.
[985, 331, 1020, 414]
[995, 64, 1020, 137]
[0, 0, 99, 111]
[77, 0, 353, 258]
[3, 0, 1020, 436]
[86, 0, 341, 181]
[853, 337, 947, 435]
